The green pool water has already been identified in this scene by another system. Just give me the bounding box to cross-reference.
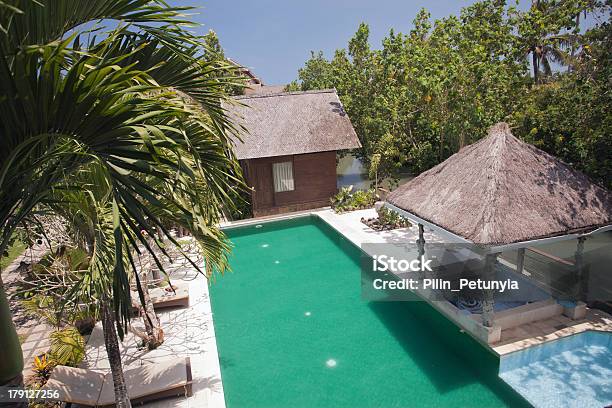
[210,215,529,408]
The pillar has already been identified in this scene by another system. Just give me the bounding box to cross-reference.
[575,236,587,301]
[482,252,498,328]
[516,248,525,274]
[417,223,426,281]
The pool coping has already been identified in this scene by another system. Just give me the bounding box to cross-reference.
[220,207,327,230]
[498,328,612,360]
[492,310,612,356]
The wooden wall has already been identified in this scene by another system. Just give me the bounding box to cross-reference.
[241,151,337,217]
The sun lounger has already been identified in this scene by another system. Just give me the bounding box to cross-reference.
[131,281,190,311]
[42,357,192,407]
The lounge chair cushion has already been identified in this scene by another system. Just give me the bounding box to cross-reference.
[43,366,106,406]
[43,357,192,406]
[131,281,189,310]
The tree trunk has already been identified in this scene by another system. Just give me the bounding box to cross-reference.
[532,50,539,84]
[0,275,25,387]
[101,303,132,408]
[136,238,164,349]
[138,269,164,349]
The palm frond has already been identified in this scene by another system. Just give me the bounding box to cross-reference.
[1,0,194,50]
[0,1,246,336]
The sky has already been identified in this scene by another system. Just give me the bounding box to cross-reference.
[170,0,589,85]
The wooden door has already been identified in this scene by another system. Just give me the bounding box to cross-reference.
[253,162,274,210]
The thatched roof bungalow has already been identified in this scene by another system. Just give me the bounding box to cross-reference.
[227,89,360,216]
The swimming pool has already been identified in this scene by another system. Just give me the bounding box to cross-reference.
[499,330,612,408]
[211,215,529,408]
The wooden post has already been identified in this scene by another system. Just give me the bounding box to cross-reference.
[516,248,525,274]
[417,224,425,257]
[417,224,426,279]
[482,252,498,328]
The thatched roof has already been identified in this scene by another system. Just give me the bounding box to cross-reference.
[226,89,361,160]
[244,84,287,95]
[387,123,612,246]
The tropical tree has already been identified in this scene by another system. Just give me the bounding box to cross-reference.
[513,4,612,188]
[202,29,247,95]
[0,1,245,406]
[291,0,607,185]
[293,1,527,178]
[515,0,591,83]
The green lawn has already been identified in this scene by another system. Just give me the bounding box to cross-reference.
[0,240,26,270]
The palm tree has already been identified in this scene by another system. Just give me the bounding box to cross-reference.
[0,1,245,406]
[522,0,583,84]
[529,33,578,83]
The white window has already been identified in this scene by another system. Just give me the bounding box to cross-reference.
[272,161,295,192]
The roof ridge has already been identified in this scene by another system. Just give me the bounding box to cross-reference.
[234,88,337,100]
[467,124,517,244]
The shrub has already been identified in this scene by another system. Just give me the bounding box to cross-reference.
[361,207,412,231]
[31,354,55,384]
[377,207,411,229]
[331,186,377,212]
[18,247,98,327]
[330,185,354,211]
[48,327,85,367]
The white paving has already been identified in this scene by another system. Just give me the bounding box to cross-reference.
[82,261,225,408]
[316,208,449,247]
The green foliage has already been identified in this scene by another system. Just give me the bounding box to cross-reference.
[377,207,412,229]
[48,327,85,367]
[21,295,59,326]
[202,30,247,95]
[17,247,97,328]
[227,188,252,220]
[352,190,376,208]
[296,51,335,90]
[0,238,24,269]
[331,186,377,212]
[369,153,381,188]
[330,185,354,210]
[513,0,594,83]
[292,1,610,186]
[32,354,54,382]
[512,6,612,188]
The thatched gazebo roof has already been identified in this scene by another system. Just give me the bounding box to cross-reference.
[387,123,612,247]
